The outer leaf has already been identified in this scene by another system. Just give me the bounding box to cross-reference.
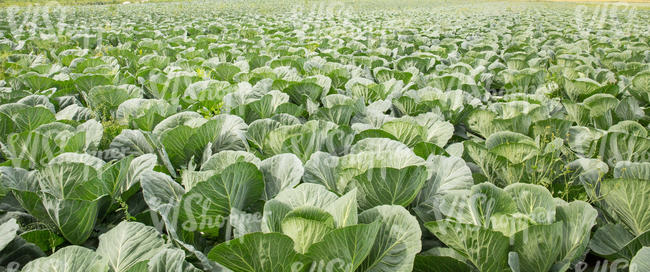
[589,223,636,257]
[615,161,650,180]
[148,248,201,272]
[110,129,155,157]
[358,205,421,272]
[21,246,108,272]
[425,220,510,272]
[179,162,263,234]
[281,207,335,254]
[303,151,341,194]
[415,155,473,211]
[41,196,102,245]
[0,218,19,251]
[413,255,471,272]
[200,150,261,172]
[504,183,555,224]
[413,248,471,272]
[616,231,650,260]
[631,247,650,272]
[307,222,380,272]
[19,229,65,253]
[207,232,304,272]
[352,165,427,210]
[96,221,168,272]
[555,201,598,263]
[600,178,650,236]
[511,223,563,272]
[468,182,518,228]
[259,153,304,200]
[324,189,358,227]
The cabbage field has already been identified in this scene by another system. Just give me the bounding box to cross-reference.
[0,0,649,271]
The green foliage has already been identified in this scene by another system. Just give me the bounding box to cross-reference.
[99,119,126,149]
[1,1,649,271]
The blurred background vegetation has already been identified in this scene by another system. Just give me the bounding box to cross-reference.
[0,0,172,7]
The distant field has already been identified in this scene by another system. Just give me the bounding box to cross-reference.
[548,0,649,1]
[542,0,650,3]
[0,0,649,271]
[1,0,650,6]
[0,0,172,6]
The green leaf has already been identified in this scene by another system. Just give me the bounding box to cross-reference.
[416,155,473,208]
[324,189,358,228]
[413,248,472,272]
[179,162,263,235]
[504,183,555,224]
[20,72,56,91]
[42,196,102,245]
[307,222,380,272]
[490,213,534,237]
[140,171,221,271]
[271,183,339,209]
[281,206,335,254]
[207,232,305,272]
[511,223,563,272]
[466,109,497,138]
[555,201,598,264]
[261,199,292,233]
[16,106,57,132]
[110,129,156,157]
[413,255,471,272]
[468,182,518,228]
[600,178,650,236]
[183,115,249,163]
[37,153,104,199]
[21,246,108,272]
[352,165,428,210]
[464,141,509,184]
[116,99,176,131]
[303,151,342,194]
[247,119,282,152]
[87,85,142,112]
[485,131,538,164]
[96,221,168,272]
[148,248,201,272]
[313,104,356,126]
[284,82,323,105]
[210,62,240,82]
[1,167,51,224]
[19,229,65,253]
[412,142,449,159]
[564,77,601,101]
[200,150,260,172]
[601,132,650,167]
[101,154,156,198]
[354,129,399,144]
[141,171,185,212]
[631,247,650,272]
[590,223,636,258]
[380,120,424,147]
[160,125,194,167]
[422,119,455,148]
[358,205,421,272]
[615,230,650,260]
[259,153,303,200]
[615,161,650,180]
[56,104,95,121]
[0,219,19,251]
[609,121,647,138]
[425,220,510,272]
[629,71,650,104]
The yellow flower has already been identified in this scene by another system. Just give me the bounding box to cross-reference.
[196,68,206,78]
